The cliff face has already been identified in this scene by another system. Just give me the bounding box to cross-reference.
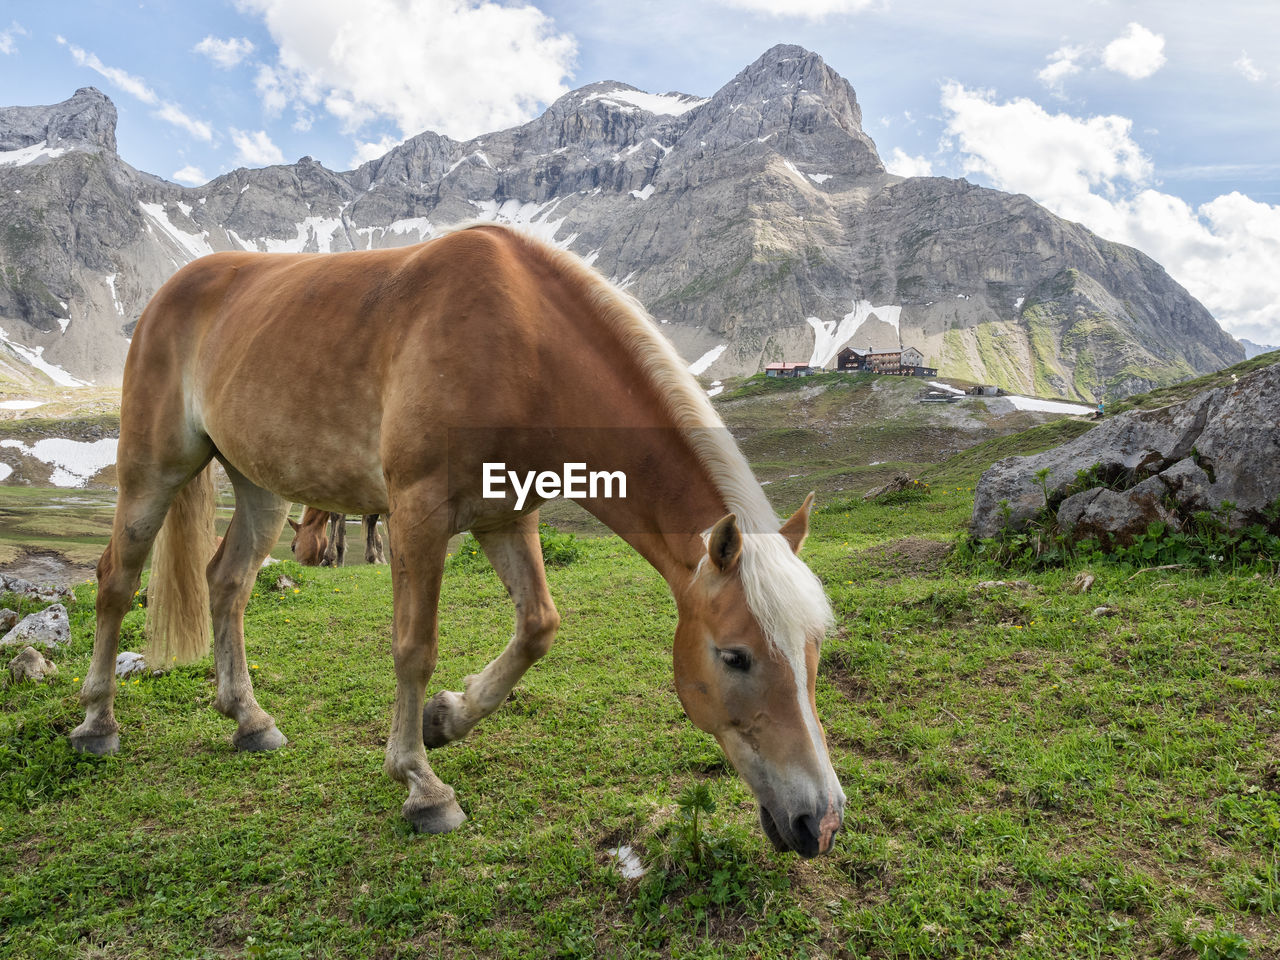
[0,47,1243,395]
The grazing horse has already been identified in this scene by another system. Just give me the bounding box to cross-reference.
[288,507,385,566]
[71,224,844,856]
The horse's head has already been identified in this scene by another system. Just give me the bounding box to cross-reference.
[288,511,329,566]
[673,494,844,857]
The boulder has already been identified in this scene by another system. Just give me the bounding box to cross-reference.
[0,574,74,604]
[0,603,71,651]
[0,608,18,632]
[1056,484,1176,547]
[972,363,1280,541]
[115,651,147,678]
[8,645,58,682]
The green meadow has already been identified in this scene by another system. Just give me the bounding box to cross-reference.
[2,481,1278,958]
[2,360,1278,958]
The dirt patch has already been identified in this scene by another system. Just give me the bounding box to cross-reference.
[0,549,94,587]
[859,537,952,574]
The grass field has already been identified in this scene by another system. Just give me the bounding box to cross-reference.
[2,359,1278,958]
[2,474,1277,959]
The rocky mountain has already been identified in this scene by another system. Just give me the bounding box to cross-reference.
[1241,339,1277,360]
[0,45,1244,396]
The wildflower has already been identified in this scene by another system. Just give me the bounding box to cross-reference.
[74,677,80,682]
[293,588,300,594]
[251,664,259,670]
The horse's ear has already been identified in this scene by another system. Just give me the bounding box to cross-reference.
[287,518,300,532]
[708,513,742,573]
[779,492,815,555]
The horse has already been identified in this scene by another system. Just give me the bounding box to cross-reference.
[288,507,386,566]
[70,223,845,857]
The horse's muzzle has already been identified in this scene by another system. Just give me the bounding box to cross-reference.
[759,794,842,858]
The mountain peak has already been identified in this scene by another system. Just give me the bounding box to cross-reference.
[0,86,117,155]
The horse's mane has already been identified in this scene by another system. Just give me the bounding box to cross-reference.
[460,223,835,659]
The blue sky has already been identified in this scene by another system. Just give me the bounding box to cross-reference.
[2,0,1279,344]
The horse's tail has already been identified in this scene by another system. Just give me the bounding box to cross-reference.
[145,465,216,667]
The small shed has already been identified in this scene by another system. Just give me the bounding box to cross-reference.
[764,362,816,378]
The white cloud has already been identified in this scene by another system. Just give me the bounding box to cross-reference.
[712,0,875,16]
[193,35,256,69]
[231,128,285,167]
[1037,44,1086,95]
[60,37,158,103]
[940,83,1280,344]
[172,165,207,185]
[0,21,27,55]
[1101,22,1166,80]
[154,103,214,142]
[59,38,215,142]
[1234,52,1265,83]
[234,0,577,144]
[349,134,402,168]
[885,147,933,178]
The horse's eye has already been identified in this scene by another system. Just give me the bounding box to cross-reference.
[718,648,752,672]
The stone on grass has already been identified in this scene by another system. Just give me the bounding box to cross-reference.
[8,645,58,682]
[0,603,71,651]
[0,608,18,632]
[0,573,74,604]
[273,575,298,592]
[863,474,917,501]
[116,651,147,678]
[1070,572,1096,594]
[1091,606,1118,618]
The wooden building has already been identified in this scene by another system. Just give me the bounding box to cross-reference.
[764,361,817,378]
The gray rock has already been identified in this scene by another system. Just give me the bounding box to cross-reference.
[0,46,1241,393]
[0,608,18,632]
[1056,486,1175,546]
[8,645,58,682]
[973,363,1280,541]
[115,650,147,678]
[863,473,916,501]
[0,574,74,604]
[0,603,71,651]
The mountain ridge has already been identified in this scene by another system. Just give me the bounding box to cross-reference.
[0,44,1243,396]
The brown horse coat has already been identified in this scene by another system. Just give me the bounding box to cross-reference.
[71,224,844,855]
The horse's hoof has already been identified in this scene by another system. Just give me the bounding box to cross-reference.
[404,796,467,834]
[422,691,462,749]
[69,730,119,756]
[234,725,288,752]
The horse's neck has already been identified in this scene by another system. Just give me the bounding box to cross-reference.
[570,429,731,590]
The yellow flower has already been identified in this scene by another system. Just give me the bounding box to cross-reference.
[251,664,259,670]
[73,677,80,682]
[293,588,300,594]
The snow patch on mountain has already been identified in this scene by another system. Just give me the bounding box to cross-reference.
[0,327,89,386]
[0,437,117,486]
[0,141,68,166]
[806,301,903,368]
[689,344,726,375]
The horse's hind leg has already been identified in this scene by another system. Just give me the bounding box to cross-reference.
[207,462,292,751]
[364,514,385,564]
[423,511,560,748]
[71,457,212,755]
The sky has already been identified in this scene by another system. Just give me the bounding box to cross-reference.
[2,0,1279,345]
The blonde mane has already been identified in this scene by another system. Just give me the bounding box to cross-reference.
[472,223,835,656]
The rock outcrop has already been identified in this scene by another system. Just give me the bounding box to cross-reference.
[971,362,1280,543]
[0,46,1243,394]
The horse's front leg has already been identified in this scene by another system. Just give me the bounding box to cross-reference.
[325,513,347,567]
[384,497,465,833]
[423,511,560,748]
